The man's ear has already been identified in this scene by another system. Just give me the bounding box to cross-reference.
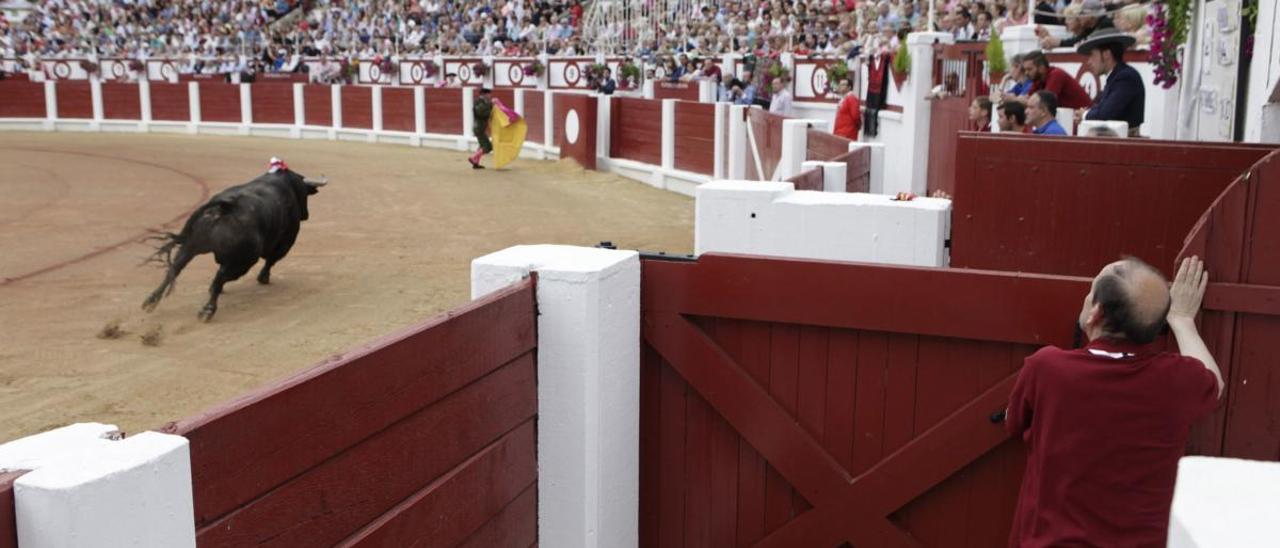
[1086,304,1105,331]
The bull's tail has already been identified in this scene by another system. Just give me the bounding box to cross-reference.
[141,197,233,269]
[141,230,183,270]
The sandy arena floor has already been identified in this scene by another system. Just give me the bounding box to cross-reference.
[0,132,692,442]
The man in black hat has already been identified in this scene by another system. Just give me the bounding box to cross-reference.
[468,87,493,169]
[1080,27,1144,136]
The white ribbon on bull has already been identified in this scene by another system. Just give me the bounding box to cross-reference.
[268,157,328,187]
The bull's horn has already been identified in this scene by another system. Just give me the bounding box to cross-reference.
[306,175,329,186]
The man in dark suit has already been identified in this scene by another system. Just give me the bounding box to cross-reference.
[1080,27,1144,136]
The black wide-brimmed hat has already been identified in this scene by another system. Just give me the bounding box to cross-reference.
[1076,26,1137,55]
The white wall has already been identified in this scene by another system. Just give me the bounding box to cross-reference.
[1168,456,1280,547]
[1244,0,1280,142]
[695,180,950,267]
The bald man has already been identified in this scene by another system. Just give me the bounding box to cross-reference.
[1006,257,1223,548]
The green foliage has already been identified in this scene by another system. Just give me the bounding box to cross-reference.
[985,31,1007,74]
[619,62,641,81]
[827,60,849,84]
[891,41,911,76]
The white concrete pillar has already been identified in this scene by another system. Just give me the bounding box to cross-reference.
[462,86,475,140]
[188,81,201,132]
[850,142,887,194]
[802,160,847,193]
[239,83,252,134]
[898,31,953,195]
[89,78,103,125]
[414,86,427,140]
[544,90,555,149]
[727,104,749,180]
[371,85,383,134]
[139,80,152,125]
[43,81,57,128]
[778,118,818,180]
[597,95,612,162]
[721,54,739,76]
[1169,456,1280,547]
[471,245,641,548]
[0,424,196,548]
[642,79,654,99]
[999,25,1041,61]
[698,79,716,103]
[1055,107,1074,136]
[292,83,305,129]
[713,102,729,179]
[514,88,526,117]
[330,84,342,129]
[661,99,676,170]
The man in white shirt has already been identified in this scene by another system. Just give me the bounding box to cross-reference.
[767,77,793,117]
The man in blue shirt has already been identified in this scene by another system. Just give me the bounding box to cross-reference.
[1028,90,1068,135]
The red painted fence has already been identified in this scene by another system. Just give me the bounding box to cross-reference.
[161,278,538,547]
[950,133,1279,277]
[611,97,663,166]
[746,109,785,181]
[674,102,716,174]
[0,81,45,118]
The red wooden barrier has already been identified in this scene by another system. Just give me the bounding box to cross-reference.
[523,90,545,144]
[340,85,373,129]
[100,82,140,120]
[1177,150,1280,460]
[381,86,416,132]
[554,93,597,169]
[198,83,240,123]
[805,129,850,162]
[640,254,1085,547]
[55,81,92,119]
[0,471,21,548]
[746,109,785,181]
[249,83,293,124]
[0,81,45,118]
[302,84,331,126]
[425,87,463,134]
[257,72,307,83]
[831,148,872,193]
[149,82,190,121]
[610,97,662,166]
[950,133,1278,277]
[925,97,974,191]
[674,101,715,175]
[163,278,538,547]
[654,81,700,101]
[784,168,823,191]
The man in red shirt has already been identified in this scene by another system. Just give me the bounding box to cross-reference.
[1006,256,1223,547]
[1020,50,1093,110]
[832,78,861,141]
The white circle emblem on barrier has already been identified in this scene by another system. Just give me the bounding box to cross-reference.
[565,109,580,145]
[410,63,425,83]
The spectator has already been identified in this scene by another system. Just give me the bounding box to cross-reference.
[767,77,793,117]
[596,67,616,95]
[733,70,758,106]
[1021,50,1093,110]
[1028,90,1067,135]
[999,53,1033,98]
[952,9,976,41]
[1006,257,1222,547]
[1080,27,1144,135]
[1115,3,1152,46]
[969,96,993,132]
[1040,0,1113,49]
[832,78,861,140]
[997,100,1028,133]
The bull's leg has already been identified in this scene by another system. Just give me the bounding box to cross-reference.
[142,249,195,312]
[256,259,277,285]
[198,261,254,322]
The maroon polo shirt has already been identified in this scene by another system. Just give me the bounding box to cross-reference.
[1030,66,1093,110]
[1006,338,1219,548]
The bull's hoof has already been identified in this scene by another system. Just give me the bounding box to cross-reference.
[197,305,216,322]
[142,295,160,312]
[257,272,271,285]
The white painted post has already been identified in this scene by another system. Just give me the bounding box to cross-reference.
[897,31,953,195]
[471,245,640,548]
[1169,456,1280,547]
[778,119,813,180]
[544,90,555,151]
[727,104,749,179]
[642,79,654,99]
[139,80,152,127]
[698,79,716,103]
[849,142,887,194]
[1055,107,1074,136]
[187,81,201,133]
[413,86,426,145]
[43,81,57,129]
[239,83,252,134]
[89,78,103,128]
[514,88,526,117]
[462,86,475,150]
[661,99,676,170]
[803,160,847,193]
[371,85,383,141]
[999,25,1042,61]
[0,425,196,548]
[713,102,728,179]
[330,84,342,131]
[597,95,612,162]
[292,83,305,137]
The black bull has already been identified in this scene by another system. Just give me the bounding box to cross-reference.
[142,169,326,321]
